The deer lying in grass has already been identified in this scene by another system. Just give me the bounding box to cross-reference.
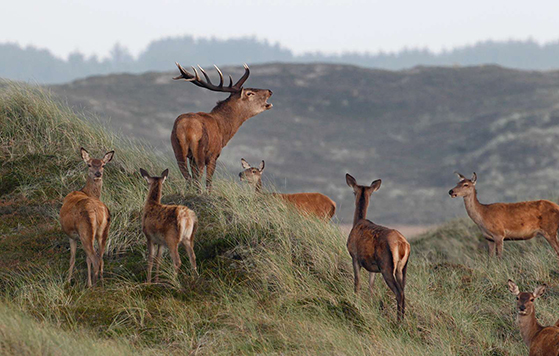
[449,172,559,260]
[140,168,198,282]
[171,63,273,191]
[345,174,410,322]
[238,158,336,220]
[508,280,559,356]
[60,148,114,287]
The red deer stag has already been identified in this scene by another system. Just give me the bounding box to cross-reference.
[140,168,198,282]
[238,158,336,220]
[345,174,410,322]
[171,63,273,191]
[508,280,559,356]
[60,148,114,287]
[449,172,559,260]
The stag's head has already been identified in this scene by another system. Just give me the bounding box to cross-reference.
[80,148,114,182]
[239,158,264,188]
[345,173,382,205]
[449,172,477,198]
[174,63,273,116]
[508,279,546,317]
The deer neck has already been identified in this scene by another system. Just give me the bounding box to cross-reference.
[81,177,103,199]
[212,99,253,146]
[463,190,485,226]
[145,183,162,206]
[517,313,544,347]
[353,191,370,227]
[253,179,263,193]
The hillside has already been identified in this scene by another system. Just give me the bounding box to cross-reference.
[50,63,559,224]
[2,83,559,355]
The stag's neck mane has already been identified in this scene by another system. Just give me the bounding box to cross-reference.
[353,190,370,227]
[81,177,103,199]
[517,314,544,346]
[463,189,486,226]
[211,97,254,146]
[145,183,163,206]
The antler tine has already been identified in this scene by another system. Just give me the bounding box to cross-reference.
[213,65,224,88]
[228,75,233,88]
[173,62,197,81]
[197,65,215,86]
[232,63,250,89]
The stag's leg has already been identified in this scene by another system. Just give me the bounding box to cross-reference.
[67,238,78,285]
[205,158,217,192]
[154,245,163,283]
[380,267,405,322]
[368,272,376,296]
[146,239,155,283]
[171,133,192,182]
[352,258,361,293]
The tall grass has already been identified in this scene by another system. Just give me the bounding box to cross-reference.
[1,82,558,355]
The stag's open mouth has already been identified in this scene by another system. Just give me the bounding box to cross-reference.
[265,101,273,109]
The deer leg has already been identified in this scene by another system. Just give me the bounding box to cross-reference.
[352,258,361,293]
[494,236,505,258]
[542,231,559,260]
[154,245,163,283]
[484,234,496,257]
[182,240,198,276]
[380,267,405,322]
[97,224,109,285]
[79,223,98,287]
[169,242,182,276]
[67,238,78,285]
[146,239,155,283]
[368,272,376,297]
[205,159,217,192]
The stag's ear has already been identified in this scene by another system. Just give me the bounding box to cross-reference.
[140,168,151,182]
[346,173,357,188]
[370,179,382,192]
[259,160,265,172]
[102,150,114,164]
[471,172,477,185]
[241,158,251,169]
[533,284,547,298]
[80,147,91,163]
[454,171,466,181]
[508,279,520,296]
[161,169,169,181]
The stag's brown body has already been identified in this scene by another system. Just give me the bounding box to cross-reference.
[60,148,114,287]
[140,169,198,282]
[238,158,336,220]
[450,172,559,260]
[171,63,272,191]
[345,174,410,322]
[508,280,559,356]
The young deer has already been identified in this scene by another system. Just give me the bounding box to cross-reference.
[345,174,410,322]
[238,158,336,220]
[59,148,114,287]
[171,63,273,191]
[449,172,559,260]
[508,280,559,356]
[140,168,198,282]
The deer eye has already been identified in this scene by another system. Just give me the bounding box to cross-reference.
[247,92,254,96]
[88,164,92,167]
[530,298,534,302]
[516,296,519,300]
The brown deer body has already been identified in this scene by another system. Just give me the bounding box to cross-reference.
[171,63,273,191]
[449,172,559,260]
[345,174,410,322]
[238,158,336,220]
[508,280,559,356]
[140,168,198,282]
[59,148,114,287]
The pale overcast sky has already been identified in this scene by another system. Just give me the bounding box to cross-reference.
[3,0,559,59]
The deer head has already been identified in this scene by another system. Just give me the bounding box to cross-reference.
[508,279,547,317]
[449,172,477,198]
[174,63,273,116]
[345,174,382,201]
[239,158,265,189]
[80,147,114,182]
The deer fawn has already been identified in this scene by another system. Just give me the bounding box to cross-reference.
[449,172,559,260]
[140,168,198,282]
[171,63,273,191]
[238,158,336,220]
[60,148,114,287]
[508,280,559,355]
[345,174,410,322]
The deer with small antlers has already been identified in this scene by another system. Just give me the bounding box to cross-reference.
[345,174,410,322]
[140,168,198,282]
[449,172,559,260]
[171,63,273,191]
[508,280,559,356]
[60,148,114,287]
[239,158,336,220]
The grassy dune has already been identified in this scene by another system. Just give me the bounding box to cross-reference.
[1,83,559,355]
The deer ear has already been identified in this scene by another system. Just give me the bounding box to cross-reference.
[241,158,251,169]
[371,179,382,192]
[346,173,357,188]
[454,171,466,181]
[471,172,477,185]
[508,279,520,296]
[80,147,91,163]
[161,169,169,180]
[102,150,114,164]
[259,160,265,172]
[533,284,546,298]
[140,168,150,182]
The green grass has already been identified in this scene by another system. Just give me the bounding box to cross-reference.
[1,82,559,355]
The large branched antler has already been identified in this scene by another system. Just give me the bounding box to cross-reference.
[173,62,250,93]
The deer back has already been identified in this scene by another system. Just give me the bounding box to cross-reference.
[276,192,336,219]
[529,326,559,356]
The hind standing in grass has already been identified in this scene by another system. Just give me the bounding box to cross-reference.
[140,168,198,282]
[60,148,114,287]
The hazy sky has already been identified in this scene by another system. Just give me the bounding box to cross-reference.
[3,0,559,59]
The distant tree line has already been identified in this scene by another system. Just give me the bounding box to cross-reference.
[1,35,559,84]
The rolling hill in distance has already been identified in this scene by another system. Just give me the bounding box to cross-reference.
[49,63,559,224]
